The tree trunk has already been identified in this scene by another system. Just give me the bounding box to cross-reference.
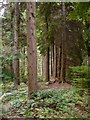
[14,3,20,85]
[58,45,62,80]
[45,15,49,82]
[56,46,58,79]
[60,2,66,83]
[46,47,49,82]
[53,44,56,79]
[57,47,60,80]
[52,42,54,79]
[51,45,53,77]
[23,47,26,75]
[42,55,46,81]
[22,47,25,76]
[26,2,37,99]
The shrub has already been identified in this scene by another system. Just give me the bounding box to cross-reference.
[1,68,15,83]
[66,66,89,89]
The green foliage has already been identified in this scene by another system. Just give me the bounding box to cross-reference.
[66,66,89,89]
[20,69,27,83]
[1,68,15,82]
[1,82,89,118]
[2,82,27,94]
[25,89,89,118]
[68,3,90,21]
[37,3,61,54]
[68,3,90,58]
[1,2,90,118]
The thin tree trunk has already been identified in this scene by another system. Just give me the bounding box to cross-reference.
[51,45,53,77]
[57,47,60,80]
[60,2,66,83]
[10,5,14,80]
[52,42,54,79]
[58,45,62,80]
[14,3,20,85]
[26,2,37,98]
[42,55,46,81]
[46,47,49,82]
[22,47,25,76]
[45,15,49,82]
[53,44,56,79]
[56,46,58,79]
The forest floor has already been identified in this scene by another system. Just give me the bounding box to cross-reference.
[40,81,72,90]
[1,81,89,119]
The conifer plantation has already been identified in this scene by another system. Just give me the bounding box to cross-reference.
[0,1,90,119]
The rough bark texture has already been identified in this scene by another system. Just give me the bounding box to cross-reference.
[26,2,37,98]
[53,44,56,79]
[60,2,66,83]
[14,3,20,85]
[10,5,14,79]
[45,15,49,82]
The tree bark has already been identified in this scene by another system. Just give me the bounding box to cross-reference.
[14,3,20,85]
[51,45,53,77]
[22,47,25,76]
[58,45,62,80]
[45,15,49,82]
[42,55,46,81]
[53,44,56,79]
[60,2,66,83]
[46,47,49,82]
[57,47,60,80]
[26,2,37,98]
[56,46,58,79]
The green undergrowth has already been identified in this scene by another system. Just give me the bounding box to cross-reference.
[66,66,89,89]
[1,82,89,118]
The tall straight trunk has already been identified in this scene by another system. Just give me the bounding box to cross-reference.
[23,47,25,73]
[14,3,20,85]
[53,44,56,79]
[10,5,14,79]
[26,2,37,98]
[56,46,58,78]
[58,45,62,80]
[57,47,60,80]
[52,42,54,78]
[46,47,49,82]
[22,47,25,76]
[42,55,46,81]
[53,44,58,81]
[45,16,49,82]
[51,45,53,77]
[60,2,66,83]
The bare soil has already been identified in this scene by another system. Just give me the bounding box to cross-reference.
[40,81,72,90]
